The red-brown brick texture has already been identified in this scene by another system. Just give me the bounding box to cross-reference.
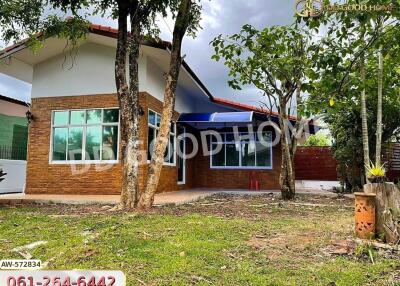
[26,93,179,195]
[191,144,282,190]
[294,147,338,180]
[26,93,286,195]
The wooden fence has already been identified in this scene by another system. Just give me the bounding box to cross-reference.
[384,143,400,182]
[293,144,400,182]
[294,147,338,181]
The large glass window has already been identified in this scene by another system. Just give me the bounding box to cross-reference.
[51,108,119,162]
[147,109,176,165]
[210,132,272,169]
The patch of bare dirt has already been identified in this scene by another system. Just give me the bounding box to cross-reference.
[157,193,354,219]
[321,239,356,257]
[1,193,354,219]
[247,233,316,252]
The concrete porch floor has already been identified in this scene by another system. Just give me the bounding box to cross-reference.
[0,190,218,206]
[0,188,348,206]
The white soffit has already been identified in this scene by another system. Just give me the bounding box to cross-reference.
[0,32,212,100]
[141,45,210,102]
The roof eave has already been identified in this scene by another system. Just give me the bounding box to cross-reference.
[0,94,30,107]
[0,24,214,101]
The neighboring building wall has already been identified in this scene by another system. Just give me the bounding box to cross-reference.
[294,147,338,181]
[0,99,28,193]
[0,159,27,194]
[0,98,28,117]
[0,114,28,147]
[0,99,28,160]
[26,92,180,195]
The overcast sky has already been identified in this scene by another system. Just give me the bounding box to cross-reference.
[0,0,295,105]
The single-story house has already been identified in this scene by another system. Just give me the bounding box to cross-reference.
[0,24,316,195]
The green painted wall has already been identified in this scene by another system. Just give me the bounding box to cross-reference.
[0,114,28,160]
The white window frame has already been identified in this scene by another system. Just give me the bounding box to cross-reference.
[177,126,186,185]
[49,107,120,165]
[210,132,273,170]
[147,109,177,167]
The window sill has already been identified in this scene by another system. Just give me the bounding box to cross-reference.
[49,160,119,165]
[146,160,176,167]
[210,166,273,170]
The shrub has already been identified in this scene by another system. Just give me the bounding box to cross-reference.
[0,168,6,182]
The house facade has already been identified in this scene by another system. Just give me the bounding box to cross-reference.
[0,24,313,195]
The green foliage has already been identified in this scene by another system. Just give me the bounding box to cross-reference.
[318,85,400,191]
[50,0,202,39]
[0,0,45,45]
[1,1,202,51]
[302,0,400,191]
[0,168,6,183]
[303,0,400,112]
[211,24,312,117]
[43,16,90,47]
[303,132,331,147]
[0,1,90,53]
[355,243,377,264]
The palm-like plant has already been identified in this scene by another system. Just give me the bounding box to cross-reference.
[366,161,386,183]
[0,168,7,183]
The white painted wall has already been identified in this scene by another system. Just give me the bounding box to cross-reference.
[295,180,340,190]
[30,41,230,115]
[144,57,232,114]
[0,57,33,83]
[31,43,147,98]
[145,57,165,103]
[0,159,26,194]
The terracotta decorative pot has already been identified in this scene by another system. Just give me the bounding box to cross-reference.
[354,192,376,239]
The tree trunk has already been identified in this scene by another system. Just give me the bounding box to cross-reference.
[115,6,135,210]
[138,0,192,209]
[364,183,400,244]
[116,1,142,210]
[360,54,370,182]
[126,5,143,208]
[375,47,383,166]
[279,98,296,200]
[290,82,302,164]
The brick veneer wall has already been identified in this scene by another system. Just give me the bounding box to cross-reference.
[26,93,181,195]
[191,143,282,190]
[26,92,284,194]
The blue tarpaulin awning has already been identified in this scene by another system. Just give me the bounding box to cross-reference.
[178,112,254,123]
[178,111,319,134]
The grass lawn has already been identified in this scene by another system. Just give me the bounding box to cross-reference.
[0,194,399,286]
